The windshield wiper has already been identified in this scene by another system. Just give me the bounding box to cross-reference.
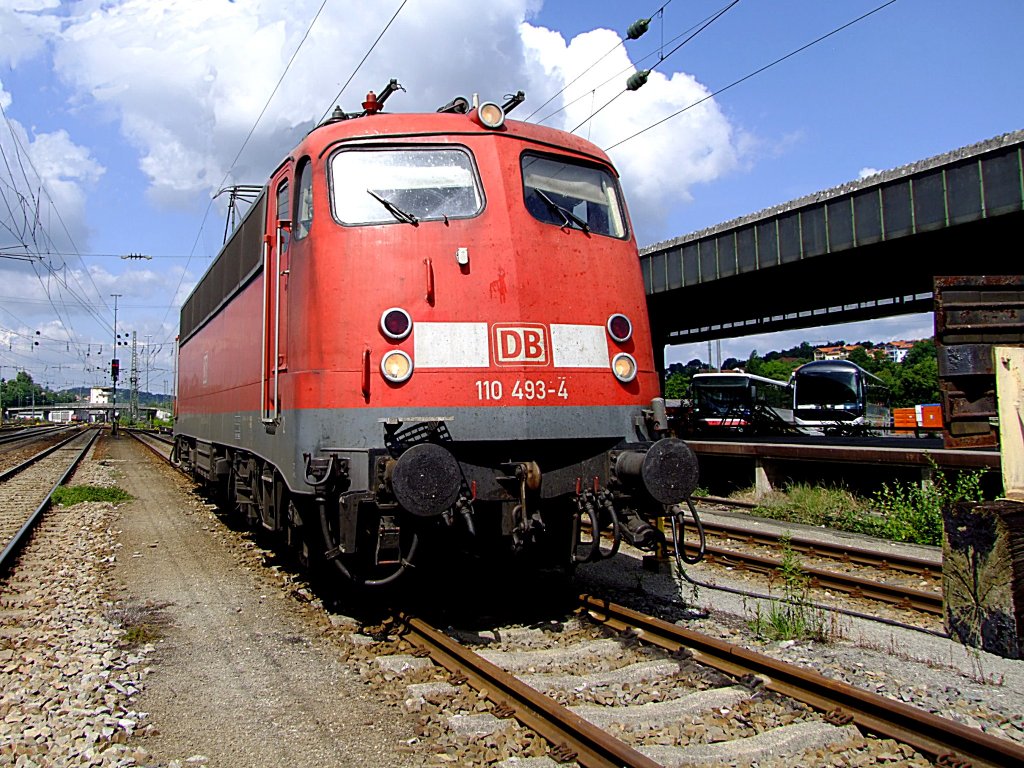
[367,190,419,225]
[535,189,589,233]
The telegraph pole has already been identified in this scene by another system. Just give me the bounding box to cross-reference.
[144,334,152,393]
[111,294,121,436]
[130,331,139,422]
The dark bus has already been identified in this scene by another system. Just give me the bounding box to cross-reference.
[791,360,890,434]
[688,372,793,434]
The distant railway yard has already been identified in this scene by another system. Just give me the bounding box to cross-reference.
[0,426,1022,767]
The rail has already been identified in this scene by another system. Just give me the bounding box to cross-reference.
[579,594,1024,768]
[0,428,99,574]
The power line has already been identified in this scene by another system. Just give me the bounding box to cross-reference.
[524,2,674,123]
[161,0,412,349]
[160,0,333,343]
[533,1,731,128]
[0,98,114,356]
[568,0,740,135]
[318,0,410,123]
[0,246,190,259]
[603,0,897,152]
[224,0,331,184]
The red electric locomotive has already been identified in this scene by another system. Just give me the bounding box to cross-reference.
[174,81,697,586]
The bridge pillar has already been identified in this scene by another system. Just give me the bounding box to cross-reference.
[754,458,775,498]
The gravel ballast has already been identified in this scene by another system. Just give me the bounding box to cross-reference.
[1,434,420,767]
[3,432,1023,766]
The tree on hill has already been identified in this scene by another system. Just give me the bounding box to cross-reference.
[664,358,709,399]
[904,338,936,366]
[846,346,874,371]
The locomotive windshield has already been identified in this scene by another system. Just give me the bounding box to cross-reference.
[330,147,483,225]
[522,154,627,238]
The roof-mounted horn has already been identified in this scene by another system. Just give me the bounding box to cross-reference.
[437,96,470,114]
[501,91,526,115]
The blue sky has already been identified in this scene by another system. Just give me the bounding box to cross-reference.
[1,0,1021,392]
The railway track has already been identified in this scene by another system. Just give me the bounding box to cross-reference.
[126,428,174,461]
[136,426,945,620]
[696,496,940,576]
[388,595,1024,768]
[694,540,942,616]
[118,429,1023,763]
[681,498,944,619]
[0,427,99,573]
[0,424,68,447]
[0,424,79,473]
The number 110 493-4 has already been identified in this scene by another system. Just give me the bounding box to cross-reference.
[475,379,569,401]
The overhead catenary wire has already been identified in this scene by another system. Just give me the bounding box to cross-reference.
[160,0,412,350]
[317,0,410,123]
[0,98,111,324]
[568,0,740,135]
[534,3,740,127]
[604,0,898,152]
[0,93,125,375]
[159,0,334,343]
[524,1,674,123]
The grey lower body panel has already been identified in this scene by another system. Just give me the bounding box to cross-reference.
[175,404,647,494]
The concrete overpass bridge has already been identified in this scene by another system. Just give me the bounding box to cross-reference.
[640,130,1024,366]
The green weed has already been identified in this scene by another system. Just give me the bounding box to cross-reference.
[872,466,986,546]
[747,469,988,547]
[52,485,133,506]
[748,534,832,642]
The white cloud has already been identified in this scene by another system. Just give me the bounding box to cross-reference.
[517,23,741,237]
[0,83,104,253]
[24,128,105,232]
[858,166,880,179]
[0,0,60,67]
[46,1,743,228]
[51,0,540,204]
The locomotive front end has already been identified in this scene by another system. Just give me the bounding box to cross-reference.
[174,86,699,589]
[295,97,699,584]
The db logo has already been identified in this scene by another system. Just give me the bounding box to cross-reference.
[492,324,548,366]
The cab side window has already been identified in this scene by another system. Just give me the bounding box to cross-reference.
[294,159,313,240]
[276,179,290,252]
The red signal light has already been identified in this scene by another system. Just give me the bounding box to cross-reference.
[607,314,633,343]
[380,308,412,340]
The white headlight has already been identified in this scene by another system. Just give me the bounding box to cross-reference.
[381,350,413,383]
[477,102,505,128]
[611,353,637,383]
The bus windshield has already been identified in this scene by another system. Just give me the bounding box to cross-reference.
[693,376,751,414]
[795,370,858,407]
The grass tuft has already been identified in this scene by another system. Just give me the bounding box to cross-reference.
[748,534,834,642]
[104,600,169,648]
[52,485,133,506]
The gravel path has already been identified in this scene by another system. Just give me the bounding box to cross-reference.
[104,434,420,767]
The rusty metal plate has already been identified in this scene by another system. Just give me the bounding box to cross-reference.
[939,344,995,377]
[935,275,1024,450]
